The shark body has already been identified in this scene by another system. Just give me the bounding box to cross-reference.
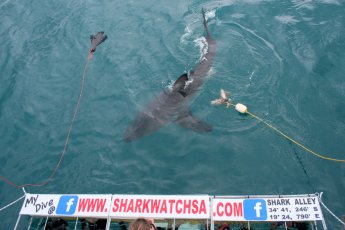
[123,10,216,142]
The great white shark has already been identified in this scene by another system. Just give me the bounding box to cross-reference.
[123,9,216,142]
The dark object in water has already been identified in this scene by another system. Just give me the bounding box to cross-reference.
[90,32,107,52]
[123,9,216,142]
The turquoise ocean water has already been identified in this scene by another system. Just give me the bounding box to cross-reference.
[0,0,344,228]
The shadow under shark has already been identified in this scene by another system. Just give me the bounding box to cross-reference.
[123,10,216,142]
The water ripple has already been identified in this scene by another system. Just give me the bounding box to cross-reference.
[1,1,345,229]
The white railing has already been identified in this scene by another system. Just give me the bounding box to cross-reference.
[4,192,344,229]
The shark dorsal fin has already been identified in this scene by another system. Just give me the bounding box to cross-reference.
[173,73,188,96]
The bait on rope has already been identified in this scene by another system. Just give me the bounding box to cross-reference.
[211,89,345,163]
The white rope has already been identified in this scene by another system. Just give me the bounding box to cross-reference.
[0,195,25,212]
[319,192,345,227]
[320,200,345,227]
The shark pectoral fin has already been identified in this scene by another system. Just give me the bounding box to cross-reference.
[175,114,212,133]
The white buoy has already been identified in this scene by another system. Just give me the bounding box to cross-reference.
[235,103,248,114]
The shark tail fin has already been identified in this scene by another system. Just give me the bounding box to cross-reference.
[202,8,211,38]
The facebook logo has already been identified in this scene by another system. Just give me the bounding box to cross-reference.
[243,199,267,220]
[56,195,78,215]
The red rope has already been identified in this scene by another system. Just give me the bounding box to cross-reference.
[0,51,93,188]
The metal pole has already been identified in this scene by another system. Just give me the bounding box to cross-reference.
[105,217,111,230]
[43,217,48,229]
[74,217,79,230]
[318,193,328,230]
[106,194,112,230]
[321,219,328,230]
[13,214,21,230]
[210,197,214,230]
[27,217,33,230]
[36,218,42,230]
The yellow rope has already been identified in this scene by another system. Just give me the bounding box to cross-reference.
[229,104,345,163]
